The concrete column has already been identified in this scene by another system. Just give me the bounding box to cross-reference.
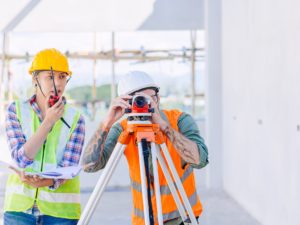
[92,32,97,120]
[111,32,116,100]
[204,0,223,189]
[190,30,196,117]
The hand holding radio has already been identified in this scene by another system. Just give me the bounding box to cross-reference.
[44,95,65,126]
[48,94,60,107]
[46,66,70,128]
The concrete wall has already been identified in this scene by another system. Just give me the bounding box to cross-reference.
[208,0,300,224]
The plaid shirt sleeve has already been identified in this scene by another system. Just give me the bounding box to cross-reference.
[50,115,85,190]
[5,102,34,168]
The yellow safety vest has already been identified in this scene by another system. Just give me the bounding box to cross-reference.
[4,100,82,219]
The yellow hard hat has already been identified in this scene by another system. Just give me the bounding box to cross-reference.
[28,48,72,76]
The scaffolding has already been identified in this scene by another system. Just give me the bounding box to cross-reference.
[0,31,204,121]
[0,0,204,120]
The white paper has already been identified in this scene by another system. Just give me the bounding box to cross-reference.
[0,159,21,172]
[26,166,82,179]
[0,160,82,179]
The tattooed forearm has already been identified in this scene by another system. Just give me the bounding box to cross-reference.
[163,125,200,165]
[82,124,108,172]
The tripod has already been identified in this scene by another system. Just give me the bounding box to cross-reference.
[78,118,199,225]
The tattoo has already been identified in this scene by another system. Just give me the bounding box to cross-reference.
[164,126,200,165]
[82,124,108,172]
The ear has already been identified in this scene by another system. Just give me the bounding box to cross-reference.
[32,79,37,87]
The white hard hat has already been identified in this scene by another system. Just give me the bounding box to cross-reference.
[117,71,159,96]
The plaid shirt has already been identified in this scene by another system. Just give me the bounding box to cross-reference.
[5,95,85,216]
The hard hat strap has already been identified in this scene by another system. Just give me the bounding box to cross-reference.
[66,76,71,84]
[50,67,58,96]
[35,76,46,97]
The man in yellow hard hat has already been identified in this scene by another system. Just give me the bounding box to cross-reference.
[4,48,85,225]
[82,71,208,225]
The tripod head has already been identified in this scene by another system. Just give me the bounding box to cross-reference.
[125,94,155,123]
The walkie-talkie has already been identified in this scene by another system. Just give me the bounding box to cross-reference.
[49,67,70,128]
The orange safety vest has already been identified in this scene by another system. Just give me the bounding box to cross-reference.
[120,109,202,225]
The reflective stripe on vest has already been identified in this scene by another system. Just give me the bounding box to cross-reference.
[130,179,154,197]
[6,185,36,199]
[38,190,80,204]
[159,166,193,195]
[130,166,193,195]
[133,190,199,221]
[5,185,80,204]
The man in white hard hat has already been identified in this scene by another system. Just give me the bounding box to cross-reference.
[82,71,208,225]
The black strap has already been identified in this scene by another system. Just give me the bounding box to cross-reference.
[35,77,46,97]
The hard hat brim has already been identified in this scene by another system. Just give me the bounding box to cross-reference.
[28,69,72,76]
